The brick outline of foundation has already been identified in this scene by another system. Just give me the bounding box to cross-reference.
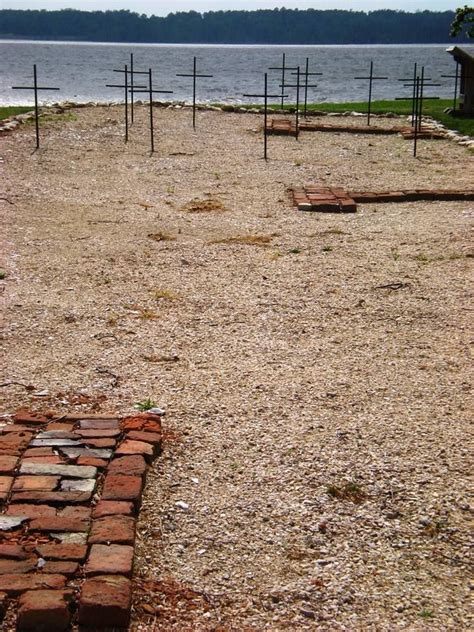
[291,186,474,212]
[0,409,163,630]
[266,118,446,139]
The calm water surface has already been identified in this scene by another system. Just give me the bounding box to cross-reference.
[1,41,472,106]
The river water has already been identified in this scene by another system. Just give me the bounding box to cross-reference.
[1,40,472,106]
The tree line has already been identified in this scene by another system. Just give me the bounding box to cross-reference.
[0,8,470,45]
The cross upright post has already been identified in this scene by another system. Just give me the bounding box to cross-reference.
[440,62,473,112]
[176,56,213,129]
[354,61,388,126]
[269,54,298,111]
[243,73,286,160]
[107,65,147,142]
[132,68,173,154]
[284,66,316,140]
[12,64,60,150]
[292,58,322,117]
[112,63,149,139]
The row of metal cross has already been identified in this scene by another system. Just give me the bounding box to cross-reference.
[11,53,460,158]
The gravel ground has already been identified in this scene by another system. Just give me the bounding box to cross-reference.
[1,105,473,630]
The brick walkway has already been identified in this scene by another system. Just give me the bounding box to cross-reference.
[291,186,474,212]
[266,118,446,139]
[0,409,162,630]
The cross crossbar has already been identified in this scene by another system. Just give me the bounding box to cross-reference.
[176,57,214,128]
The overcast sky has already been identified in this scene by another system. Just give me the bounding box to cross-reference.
[1,1,459,16]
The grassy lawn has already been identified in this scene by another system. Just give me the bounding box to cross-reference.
[0,106,33,121]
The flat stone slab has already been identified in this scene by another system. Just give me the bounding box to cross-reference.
[0,516,27,531]
[30,439,83,447]
[20,463,97,478]
[59,447,112,460]
[60,479,96,493]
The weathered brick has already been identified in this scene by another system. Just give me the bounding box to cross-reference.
[13,410,48,426]
[0,574,66,595]
[29,516,90,533]
[12,475,59,491]
[60,447,112,460]
[18,589,71,631]
[0,455,18,474]
[76,456,108,468]
[6,504,56,518]
[75,428,121,438]
[83,438,116,449]
[126,430,162,450]
[92,500,134,518]
[0,425,35,434]
[35,430,77,440]
[41,561,79,577]
[88,515,135,545]
[79,419,120,430]
[0,433,30,456]
[85,544,134,576]
[78,575,131,628]
[22,456,64,465]
[60,478,96,493]
[45,423,74,432]
[0,476,13,501]
[35,543,87,561]
[108,455,147,477]
[122,415,162,433]
[0,558,37,575]
[102,474,143,503]
[0,544,28,559]
[22,448,56,458]
[19,463,97,478]
[115,439,154,459]
[11,491,92,504]
[59,506,91,520]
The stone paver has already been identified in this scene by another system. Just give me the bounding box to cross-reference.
[0,410,162,629]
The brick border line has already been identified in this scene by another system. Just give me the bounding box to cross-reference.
[290,186,474,212]
[0,409,162,630]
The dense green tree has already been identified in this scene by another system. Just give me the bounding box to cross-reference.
[450,5,474,38]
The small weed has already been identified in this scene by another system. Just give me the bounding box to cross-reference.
[327,481,366,503]
[143,353,179,363]
[134,398,157,411]
[106,313,119,326]
[166,185,175,194]
[148,232,176,242]
[138,309,159,320]
[415,252,430,263]
[181,198,226,213]
[419,609,434,619]
[153,289,180,301]
[320,228,345,236]
[294,160,302,167]
[289,248,301,254]
[391,249,401,261]
[0,270,6,280]
[322,245,333,253]
[269,250,283,260]
[211,235,273,246]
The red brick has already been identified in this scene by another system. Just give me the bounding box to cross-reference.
[45,423,74,432]
[0,425,36,434]
[115,439,154,459]
[89,515,135,545]
[339,199,357,212]
[0,476,13,500]
[29,516,89,533]
[6,504,56,518]
[0,544,28,559]
[11,491,92,504]
[108,455,147,477]
[122,415,162,433]
[0,455,18,474]
[12,475,59,491]
[78,575,131,628]
[126,430,162,449]
[22,456,64,465]
[75,428,121,438]
[35,543,87,561]
[22,448,57,458]
[0,558,37,575]
[60,506,91,520]
[42,561,79,577]
[18,589,71,631]
[0,433,30,455]
[83,437,116,448]
[0,574,66,595]
[102,474,143,503]
[85,544,134,576]
[76,456,108,468]
[13,410,48,426]
[92,500,134,518]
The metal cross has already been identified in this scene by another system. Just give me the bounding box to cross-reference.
[269,53,298,110]
[12,64,60,150]
[106,65,146,143]
[113,56,149,126]
[243,73,286,160]
[176,57,213,129]
[292,58,322,117]
[283,67,317,140]
[354,61,388,126]
[132,69,173,154]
